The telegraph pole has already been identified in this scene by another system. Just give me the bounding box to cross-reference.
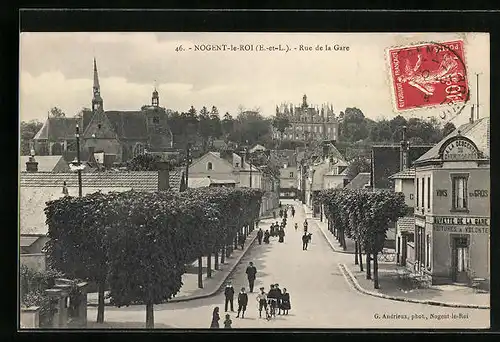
[75,124,83,197]
[184,142,191,191]
[476,73,480,120]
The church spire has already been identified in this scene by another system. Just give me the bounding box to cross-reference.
[92,58,103,112]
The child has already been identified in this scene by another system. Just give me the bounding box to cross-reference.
[224,314,232,329]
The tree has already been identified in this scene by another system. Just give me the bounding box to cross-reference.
[221,112,234,140]
[126,153,162,171]
[230,111,272,147]
[209,106,222,141]
[50,107,66,118]
[74,107,91,119]
[20,120,43,155]
[339,108,369,142]
[442,122,456,137]
[272,115,291,141]
[198,106,211,152]
[346,156,371,181]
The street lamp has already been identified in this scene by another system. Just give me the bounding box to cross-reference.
[74,124,83,197]
[183,142,191,192]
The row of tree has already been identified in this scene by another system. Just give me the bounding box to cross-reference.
[316,189,407,289]
[44,187,263,328]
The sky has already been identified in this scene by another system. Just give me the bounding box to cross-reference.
[20,32,489,126]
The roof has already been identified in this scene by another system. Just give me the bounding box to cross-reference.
[33,117,79,141]
[415,117,490,163]
[19,156,69,172]
[19,170,182,235]
[397,216,415,232]
[344,172,371,189]
[20,235,40,247]
[105,111,149,139]
[389,168,416,179]
[249,144,267,152]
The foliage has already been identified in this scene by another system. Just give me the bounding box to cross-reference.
[346,156,371,180]
[20,120,44,156]
[442,122,456,137]
[126,153,162,171]
[272,115,291,139]
[50,107,66,118]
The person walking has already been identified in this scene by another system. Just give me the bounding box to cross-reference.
[302,233,309,250]
[291,206,295,218]
[245,262,257,292]
[303,219,308,233]
[236,287,248,318]
[264,230,270,244]
[280,288,291,315]
[257,228,263,245]
[256,287,268,319]
[267,284,278,318]
[274,284,283,315]
[210,307,220,328]
[294,222,298,231]
[223,314,232,328]
[279,209,283,218]
[238,233,245,250]
[308,232,312,243]
[224,282,235,312]
[278,228,285,243]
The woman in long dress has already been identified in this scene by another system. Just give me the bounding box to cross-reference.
[210,306,220,328]
[278,228,285,243]
[280,288,291,315]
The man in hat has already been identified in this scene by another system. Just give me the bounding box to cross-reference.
[274,284,283,315]
[302,232,309,250]
[224,282,235,312]
[236,287,248,319]
[256,287,268,319]
[257,228,264,245]
[245,262,257,292]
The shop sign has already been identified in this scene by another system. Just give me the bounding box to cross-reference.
[442,137,479,160]
[433,216,489,225]
[434,226,489,234]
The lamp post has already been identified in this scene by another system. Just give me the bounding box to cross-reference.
[184,142,191,191]
[75,124,83,197]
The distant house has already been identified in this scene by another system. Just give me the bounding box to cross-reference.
[188,176,237,188]
[19,157,181,271]
[344,172,371,189]
[279,165,297,198]
[249,144,267,153]
[19,155,70,172]
[188,150,279,215]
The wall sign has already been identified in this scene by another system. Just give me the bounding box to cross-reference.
[433,216,489,226]
[469,190,488,198]
[436,190,448,197]
[441,137,479,161]
[434,226,489,234]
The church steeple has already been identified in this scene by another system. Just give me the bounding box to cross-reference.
[92,58,103,112]
[152,81,159,107]
[302,94,308,108]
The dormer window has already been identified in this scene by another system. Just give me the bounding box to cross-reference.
[207,162,213,170]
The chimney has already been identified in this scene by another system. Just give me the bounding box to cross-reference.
[156,161,170,190]
[470,105,475,124]
[26,154,38,172]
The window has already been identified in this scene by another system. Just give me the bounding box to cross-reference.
[289,172,294,178]
[426,234,431,269]
[427,177,431,209]
[452,175,468,210]
[133,143,145,157]
[207,162,213,170]
[421,177,425,208]
[153,116,160,124]
[416,178,419,208]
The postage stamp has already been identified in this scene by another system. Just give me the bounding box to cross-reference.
[388,40,469,112]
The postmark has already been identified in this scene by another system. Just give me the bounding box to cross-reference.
[388,40,469,115]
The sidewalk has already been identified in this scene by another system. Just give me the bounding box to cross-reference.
[313,210,490,309]
[88,218,274,306]
[312,218,356,254]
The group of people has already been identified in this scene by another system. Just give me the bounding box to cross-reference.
[256,284,292,320]
[257,219,287,245]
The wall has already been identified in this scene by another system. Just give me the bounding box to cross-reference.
[20,253,46,272]
[25,236,50,254]
[323,174,346,190]
[83,139,123,163]
[189,153,235,181]
[21,307,40,328]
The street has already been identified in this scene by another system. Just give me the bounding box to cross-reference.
[88,199,489,329]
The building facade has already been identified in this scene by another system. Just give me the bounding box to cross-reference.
[279,165,298,198]
[412,117,490,287]
[272,95,339,142]
[32,59,173,163]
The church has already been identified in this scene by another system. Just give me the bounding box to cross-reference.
[31,59,174,164]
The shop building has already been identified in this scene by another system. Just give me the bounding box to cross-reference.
[412,117,490,287]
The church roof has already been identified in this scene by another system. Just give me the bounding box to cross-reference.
[344,172,371,189]
[106,111,149,139]
[33,117,79,141]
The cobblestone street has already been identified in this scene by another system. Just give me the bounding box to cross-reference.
[87,200,489,329]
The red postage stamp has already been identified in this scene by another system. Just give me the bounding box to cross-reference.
[388,40,469,111]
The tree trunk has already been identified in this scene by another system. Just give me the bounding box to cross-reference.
[358,243,364,272]
[214,250,219,270]
[341,228,347,250]
[145,302,154,329]
[198,256,203,288]
[221,245,225,264]
[366,252,372,280]
[207,253,212,278]
[373,253,380,289]
[354,241,359,265]
[96,280,105,323]
[234,234,238,249]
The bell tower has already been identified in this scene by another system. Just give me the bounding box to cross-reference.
[152,80,159,107]
[92,58,103,112]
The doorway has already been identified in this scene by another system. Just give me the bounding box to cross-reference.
[452,236,469,283]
